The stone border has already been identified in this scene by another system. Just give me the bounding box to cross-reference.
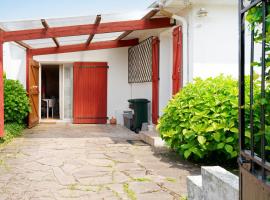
[187,166,239,200]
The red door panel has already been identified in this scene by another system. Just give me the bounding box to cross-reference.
[172,26,183,95]
[73,62,108,124]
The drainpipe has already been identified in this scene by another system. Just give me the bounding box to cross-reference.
[160,9,190,84]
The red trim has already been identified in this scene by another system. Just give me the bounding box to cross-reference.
[74,62,108,67]
[31,39,139,56]
[3,18,172,42]
[0,39,4,137]
[26,49,33,93]
[152,37,159,125]
[172,26,183,95]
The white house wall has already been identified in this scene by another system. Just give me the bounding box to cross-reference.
[159,30,173,116]
[189,4,238,79]
[34,48,131,125]
[3,42,26,88]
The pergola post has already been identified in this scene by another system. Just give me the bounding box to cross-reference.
[0,31,4,137]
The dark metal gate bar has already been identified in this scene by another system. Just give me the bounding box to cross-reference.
[128,37,152,83]
[239,0,270,199]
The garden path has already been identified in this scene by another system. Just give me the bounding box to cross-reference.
[0,124,199,200]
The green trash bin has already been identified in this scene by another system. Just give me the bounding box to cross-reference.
[128,98,150,133]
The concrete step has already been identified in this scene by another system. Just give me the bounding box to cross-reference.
[139,129,167,151]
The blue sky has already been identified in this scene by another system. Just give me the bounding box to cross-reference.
[0,0,155,21]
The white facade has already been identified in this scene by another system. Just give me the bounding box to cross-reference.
[2,1,240,124]
[3,42,26,88]
[188,4,238,79]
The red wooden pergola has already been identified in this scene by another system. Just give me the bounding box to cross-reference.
[0,9,173,136]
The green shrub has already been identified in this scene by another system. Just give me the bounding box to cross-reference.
[158,74,270,162]
[0,123,25,144]
[157,75,240,161]
[4,78,30,124]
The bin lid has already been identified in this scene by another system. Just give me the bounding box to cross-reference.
[128,98,150,103]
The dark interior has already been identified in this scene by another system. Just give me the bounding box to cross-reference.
[41,65,60,119]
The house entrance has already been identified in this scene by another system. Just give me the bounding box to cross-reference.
[41,65,60,120]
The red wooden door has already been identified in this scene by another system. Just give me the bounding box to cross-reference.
[152,37,159,124]
[172,26,183,95]
[73,62,108,124]
[28,59,40,128]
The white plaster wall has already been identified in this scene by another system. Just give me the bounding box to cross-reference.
[159,30,173,116]
[3,42,26,88]
[34,47,131,125]
[189,4,238,79]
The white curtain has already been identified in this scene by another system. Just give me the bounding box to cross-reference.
[64,64,73,119]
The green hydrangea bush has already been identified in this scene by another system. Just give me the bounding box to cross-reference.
[157,75,240,161]
[4,77,30,124]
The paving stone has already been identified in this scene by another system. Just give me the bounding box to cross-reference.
[77,175,113,185]
[53,167,76,185]
[87,158,114,167]
[136,191,174,200]
[73,166,111,179]
[128,181,161,194]
[112,171,131,183]
[37,157,64,167]
[115,162,143,171]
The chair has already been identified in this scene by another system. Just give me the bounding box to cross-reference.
[48,98,56,118]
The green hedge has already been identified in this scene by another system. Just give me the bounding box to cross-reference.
[0,123,25,144]
[157,75,269,162]
[4,77,30,124]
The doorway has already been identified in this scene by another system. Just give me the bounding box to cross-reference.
[41,65,60,120]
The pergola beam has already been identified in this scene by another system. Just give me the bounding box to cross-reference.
[86,15,101,46]
[15,41,32,49]
[41,19,60,47]
[3,18,172,42]
[30,38,139,56]
[0,28,31,50]
[116,9,160,40]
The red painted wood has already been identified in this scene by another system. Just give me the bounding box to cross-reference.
[172,26,183,95]
[3,18,172,42]
[26,49,33,93]
[31,39,139,56]
[152,37,159,125]
[0,40,4,137]
[27,59,40,128]
[73,62,108,124]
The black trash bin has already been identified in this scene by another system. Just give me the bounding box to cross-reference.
[128,98,150,133]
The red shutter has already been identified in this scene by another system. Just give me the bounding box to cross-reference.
[152,37,160,124]
[172,26,183,95]
[73,62,108,124]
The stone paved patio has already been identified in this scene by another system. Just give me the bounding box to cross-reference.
[0,124,200,200]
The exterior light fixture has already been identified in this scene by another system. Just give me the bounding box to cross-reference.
[197,8,208,17]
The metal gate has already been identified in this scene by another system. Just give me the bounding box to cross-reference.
[239,0,270,199]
